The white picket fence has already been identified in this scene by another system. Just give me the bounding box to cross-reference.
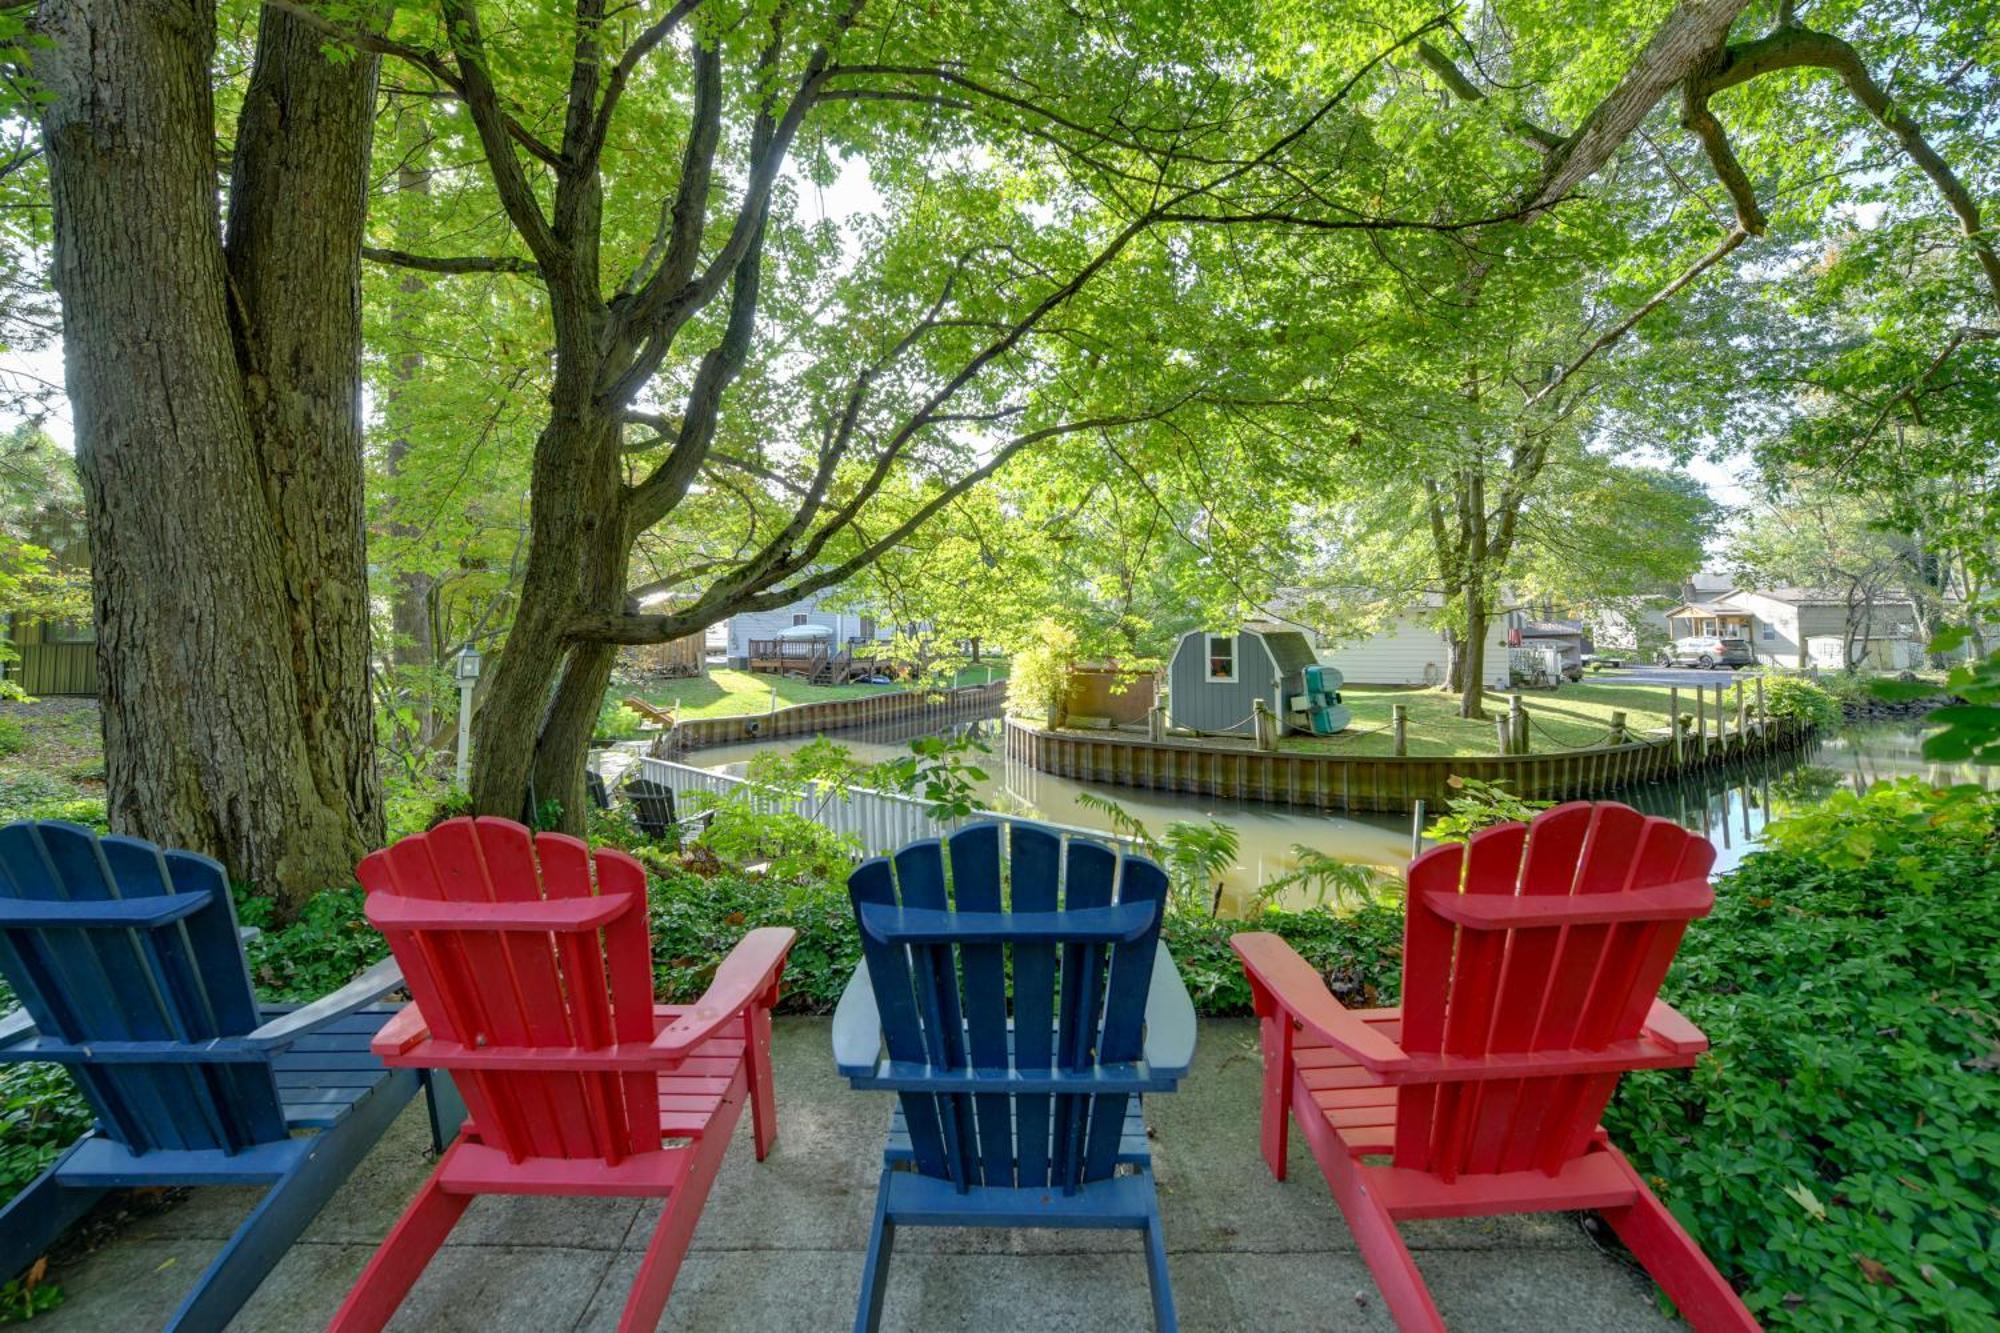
[635,755,1146,861]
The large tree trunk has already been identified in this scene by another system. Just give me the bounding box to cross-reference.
[1459,583,1491,720]
[469,351,624,827]
[38,2,383,912]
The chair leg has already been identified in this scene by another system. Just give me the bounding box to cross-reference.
[1257,1012,1294,1181]
[422,1070,469,1154]
[325,1169,472,1333]
[1295,1090,1445,1333]
[743,1001,778,1161]
[1597,1146,1758,1332]
[617,1079,744,1333]
[1141,1199,1177,1332]
[170,1070,418,1333]
[0,1138,105,1282]
[853,1166,897,1333]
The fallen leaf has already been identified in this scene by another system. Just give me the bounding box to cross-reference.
[1854,1255,1895,1287]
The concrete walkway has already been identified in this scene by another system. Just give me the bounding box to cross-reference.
[34,1018,1680,1331]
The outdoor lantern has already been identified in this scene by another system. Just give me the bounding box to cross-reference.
[455,646,482,684]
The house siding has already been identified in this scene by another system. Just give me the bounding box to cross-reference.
[1167,630,1279,735]
[1316,615,1509,689]
[724,594,898,668]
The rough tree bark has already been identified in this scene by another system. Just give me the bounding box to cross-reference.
[37,2,383,912]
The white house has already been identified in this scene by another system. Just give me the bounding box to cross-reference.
[1314,611,1510,689]
[724,592,902,668]
[1663,585,1921,669]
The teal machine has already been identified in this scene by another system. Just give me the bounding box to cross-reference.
[1288,663,1351,735]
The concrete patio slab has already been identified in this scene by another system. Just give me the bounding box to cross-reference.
[29,1017,1682,1331]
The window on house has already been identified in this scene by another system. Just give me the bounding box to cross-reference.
[792,614,808,626]
[1761,623,1776,641]
[1207,635,1236,682]
[859,616,875,640]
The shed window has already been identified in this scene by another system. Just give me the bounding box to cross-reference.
[792,613,809,626]
[1206,635,1236,682]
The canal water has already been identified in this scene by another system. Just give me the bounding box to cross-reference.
[686,715,1984,913]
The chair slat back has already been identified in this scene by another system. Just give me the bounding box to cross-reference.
[358,817,659,1165]
[1393,801,1714,1180]
[0,821,286,1152]
[849,821,1168,1193]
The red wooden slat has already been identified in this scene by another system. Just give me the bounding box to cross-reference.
[1391,842,1461,1169]
[597,846,662,1158]
[536,832,626,1162]
[462,820,594,1158]
[1466,802,1590,1173]
[1427,822,1524,1180]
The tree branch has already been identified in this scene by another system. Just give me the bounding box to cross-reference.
[361,246,538,275]
[1414,39,1563,151]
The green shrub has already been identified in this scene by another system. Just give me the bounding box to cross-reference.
[1004,618,1077,724]
[0,979,93,1218]
[1761,674,1843,729]
[239,886,390,1003]
[1607,780,2000,1327]
[0,717,25,757]
[1420,775,1553,843]
[645,860,1407,1017]
[594,697,647,742]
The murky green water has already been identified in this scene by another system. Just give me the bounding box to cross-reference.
[687,714,1984,912]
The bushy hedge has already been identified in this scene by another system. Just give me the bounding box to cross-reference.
[1607,780,2000,1327]
[1760,674,1844,729]
[647,863,1404,1016]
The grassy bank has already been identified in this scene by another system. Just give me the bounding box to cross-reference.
[1286,681,1719,757]
[612,663,1009,724]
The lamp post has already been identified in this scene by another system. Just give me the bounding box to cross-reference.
[453,646,482,791]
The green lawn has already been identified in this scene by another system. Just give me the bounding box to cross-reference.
[1280,681,1749,758]
[614,661,1008,721]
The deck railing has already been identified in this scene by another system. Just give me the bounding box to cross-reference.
[635,753,1146,861]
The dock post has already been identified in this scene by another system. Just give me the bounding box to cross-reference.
[1510,694,1529,754]
[1495,714,1512,755]
[1755,674,1766,733]
[1392,704,1408,757]
[1695,687,1706,761]
[1608,710,1627,746]
[1669,686,1682,767]
[1410,799,1426,858]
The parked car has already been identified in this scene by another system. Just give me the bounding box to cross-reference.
[1657,635,1755,669]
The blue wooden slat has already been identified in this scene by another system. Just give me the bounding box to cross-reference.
[893,840,976,1189]
[850,858,949,1180]
[948,825,1015,1188]
[1053,839,1117,1192]
[0,824,178,1149]
[855,901,1159,944]
[1085,858,1168,1181]
[0,892,213,928]
[1009,825,1060,1188]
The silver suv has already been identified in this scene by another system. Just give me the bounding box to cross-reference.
[1658,635,1755,669]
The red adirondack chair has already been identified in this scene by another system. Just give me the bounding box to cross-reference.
[1232,801,1758,1332]
[327,817,795,1333]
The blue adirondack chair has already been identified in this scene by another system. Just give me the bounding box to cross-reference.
[833,821,1198,1332]
[0,821,435,1331]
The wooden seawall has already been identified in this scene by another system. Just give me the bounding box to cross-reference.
[1003,714,1814,813]
[660,680,1008,751]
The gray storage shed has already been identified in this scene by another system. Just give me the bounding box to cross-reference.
[1165,626,1318,737]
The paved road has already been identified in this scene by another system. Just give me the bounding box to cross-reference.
[1578,665,1763,688]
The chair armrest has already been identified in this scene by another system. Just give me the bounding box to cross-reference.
[371,1002,431,1057]
[0,1007,35,1048]
[1142,944,1196,1076]
[1229,932,1409,1074]
[242,956,405,1051]
[652,927,797,1058]
[238,924,263,946]
[831,961,880,1078]
[1640,997,1708,1056]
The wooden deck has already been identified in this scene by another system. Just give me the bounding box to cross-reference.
[745,638,909,684]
